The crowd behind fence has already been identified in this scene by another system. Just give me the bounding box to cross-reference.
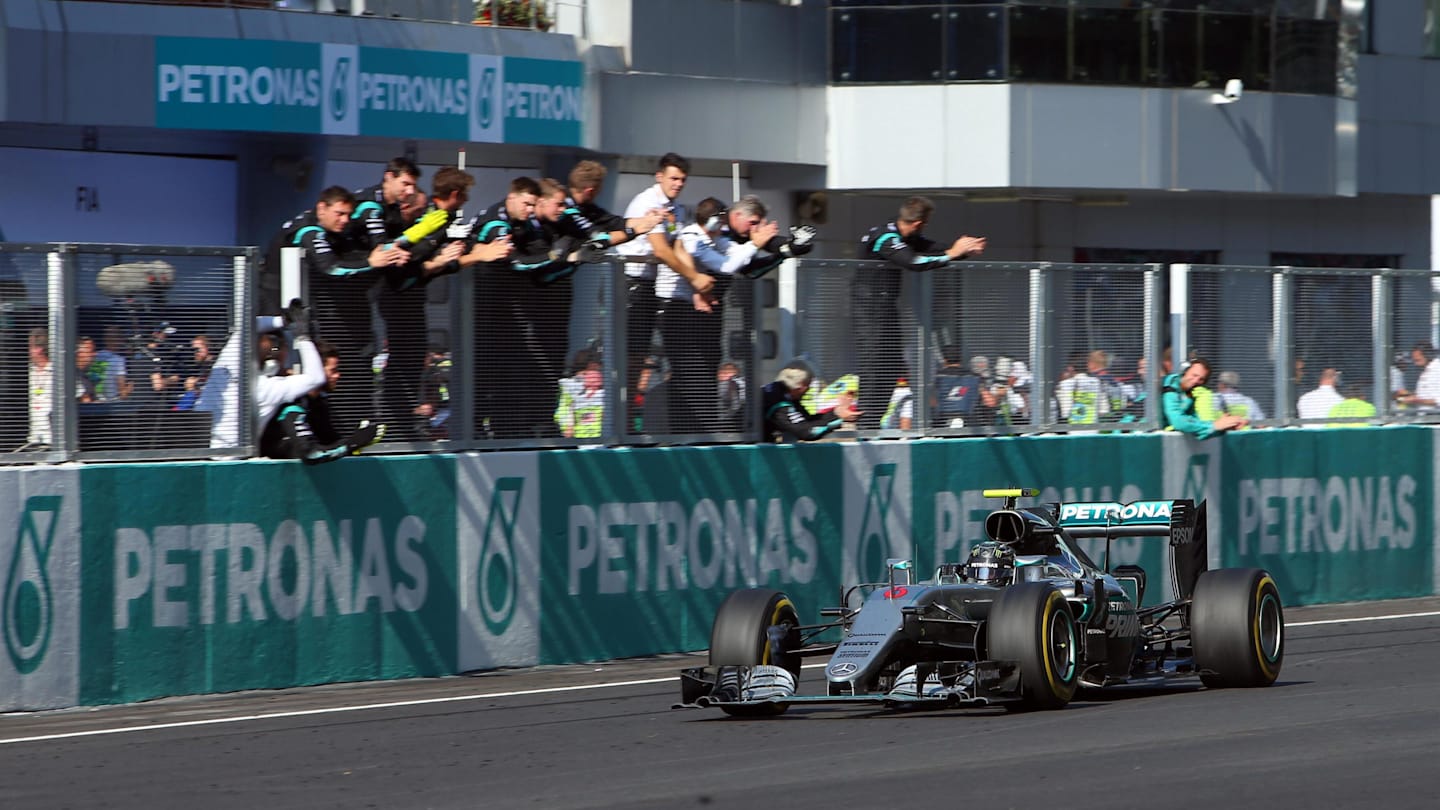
[3,242,1435,464]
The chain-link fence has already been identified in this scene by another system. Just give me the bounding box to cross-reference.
[794,260,1165,438]
[1181,264,1440,427]
[2,244,251,463]
[6,246,1439,462]
[0,245,61,464]
[71,246,247,459]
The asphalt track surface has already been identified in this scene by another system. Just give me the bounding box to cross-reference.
[3,598,1439,810]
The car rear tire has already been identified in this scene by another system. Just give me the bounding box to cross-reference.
[709,589,801,716]
[1192,568,1284,688]
[988,583,1078,710]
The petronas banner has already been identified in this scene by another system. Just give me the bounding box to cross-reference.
[535,444,847,665]
[154,38,583,146]
[77,457,459,706]
[1219,426,1434,605]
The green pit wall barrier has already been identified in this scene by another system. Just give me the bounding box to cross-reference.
[2,428,1434,711]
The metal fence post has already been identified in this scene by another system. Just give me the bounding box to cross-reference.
[234,251,254,454]
[1273,269,1293,422]
[1373,272,1392,419]
[1169,263,1190,366]
[1143,265,1163,428]
[1029,264,1052,428]
[50,247,76,458]
[778,259,797,373]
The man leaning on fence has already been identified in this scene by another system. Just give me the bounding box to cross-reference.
[665,195,816,433]
[1162,356,1247,439]
[762,361,862,442]
[617,153,705,429]
[856,196,986,429]
[263,186,409,433]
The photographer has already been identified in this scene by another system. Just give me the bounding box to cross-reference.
[260,336,385,465]
[201,302,327,449]
[129,323,180,410]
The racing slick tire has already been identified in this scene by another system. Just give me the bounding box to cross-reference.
[709,589,802,716]
[988,582,1079,710]
[1191,568,1284,688]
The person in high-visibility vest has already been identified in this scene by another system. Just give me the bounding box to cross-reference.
[556,355,605,439]
[1211,370,1266,421]
[1327,382,1377,427]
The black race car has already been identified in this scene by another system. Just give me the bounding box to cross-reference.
[677,489,1283,716]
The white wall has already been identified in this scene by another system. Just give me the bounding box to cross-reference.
[828,84,1352,196]
[0,148,237,245]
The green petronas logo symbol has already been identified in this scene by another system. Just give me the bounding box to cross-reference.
[479,477,522,636]
[857,464,897,576]
[476,67,496,129]
[5,496,61,674]
[330,57,351,122]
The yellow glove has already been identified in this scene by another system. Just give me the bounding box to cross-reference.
[400,208,450,245]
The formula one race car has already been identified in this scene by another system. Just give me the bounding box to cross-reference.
[676,489,1284,716]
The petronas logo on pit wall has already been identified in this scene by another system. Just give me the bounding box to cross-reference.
[330,57,352,121]
[856,464,897,577]
[475,67,497,130]
[479,477,523,636]
[5,496,61,674]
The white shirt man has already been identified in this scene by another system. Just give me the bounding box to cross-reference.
[1297,368,1344,420]
[664,217,760,300]
[1414,356,1440,408]
[616,158,691,281]
[203,317,326,449]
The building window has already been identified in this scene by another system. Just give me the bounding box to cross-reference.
[829,1,1345,96]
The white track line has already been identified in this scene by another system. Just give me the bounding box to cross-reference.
[3,608,1438,746]
[1285,609,1440,627]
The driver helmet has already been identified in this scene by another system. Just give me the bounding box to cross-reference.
[963,541,1015,586]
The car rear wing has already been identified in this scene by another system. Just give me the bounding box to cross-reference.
[1055,499,1199,545]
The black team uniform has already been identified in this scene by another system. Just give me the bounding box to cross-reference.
[761,381,844,442]
[354,189,449,443]
[855,222,960,429]
[462,200,579,439]
[260,389,381,464]
[262,212,376,435]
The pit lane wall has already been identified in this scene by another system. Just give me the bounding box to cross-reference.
[1,427,1434,711]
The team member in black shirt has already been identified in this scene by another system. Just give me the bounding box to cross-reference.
[761,361,860,442]
[855,196,986,429]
